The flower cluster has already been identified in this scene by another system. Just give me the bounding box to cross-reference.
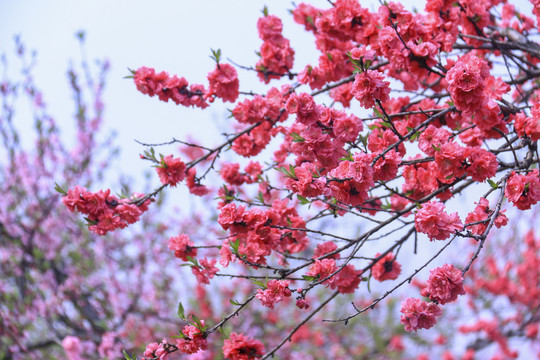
[400,298,442,332]
[206,63,239,103]
[133,66,208,108]
[465,198,508,235]
[62,186,150,235]
[223,333,265,360]
[421,264,466,304]
[176,323,208,354]
[191,257,219,285]
[306,259,362,294]
[255,280,292,309]
[352,69,390,109]
[218,200,308,266]
[505,170,540,210]
[155,154,187,187]
[371,252,402,282]
[168,234,197,261]
[414,201,462,241]
[231,86,290,158]
[256,13,295,83]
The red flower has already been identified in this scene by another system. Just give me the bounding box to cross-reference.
[415,201,462,241]
[371,252,402,282]
[222,333,265,360]
[421,264,466,304]
[400,297,442,332]
[156,155,186,187]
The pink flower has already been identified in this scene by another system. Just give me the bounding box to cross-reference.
[143,339,169,360]
[185,168,210,196]
[256,14,295,83]
[255,280,291,309]
[192,257,219,285]
[446,53,489,115]
[465,198,508,235]
[463,147,498,182]
[296,298,310,309]
[206,63,239,103]
[400,297,442,332]
[313,241,340,260]
[505,170,540,210]
[62,336,82,360]
[306,259,337,284]
[156,155,186,187]
[329,82,354,108]
[421,264,466,304]
[222,333,265,360]
[133,67,208,108]
[168,234,197,261]
[114,203,142,224]
[372,150,401,182]
[352,70,390,109]
[329,264,362,294]
[176,323,208,354]
[328,153,374,206]
[434,142,466,182]
[284,162,327,198]
[371,252,402,282]
[221,163,246,185]
[415,201,462,241]
[514,111,540,141]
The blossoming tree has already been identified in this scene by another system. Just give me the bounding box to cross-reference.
[4,0,540,359]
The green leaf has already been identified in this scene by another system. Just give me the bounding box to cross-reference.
[210,48,222,64]
[487,179,498,189]
[373,108,383,118]
[229,298,241,306]
[262,5,269,16]
[380,121,392,129]
[122,350,135,360]
[177,301,186,320]
[54,182,67,196]
[302,275,318,282]
[229,238,240,255]
[251,278,266,288]
[290,132,305,143]
[409,131,421,141]
[186,256,200,268]
[297,195,310,205]
[191,314,203,329]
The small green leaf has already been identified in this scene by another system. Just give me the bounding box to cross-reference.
[229,299,241,306]
[302,275,318,281]
[380,121,392,129]
[177,302,186,320]
[297,195,310,205]
[487,179,498,189]
[251,279,266,288]
[409,131,421,141]
[210,48,222,64]
[54,182,67,196]
[290,132,305,143]
[122,350,135,360]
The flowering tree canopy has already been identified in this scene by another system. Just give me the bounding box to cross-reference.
[2,0,540,359]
